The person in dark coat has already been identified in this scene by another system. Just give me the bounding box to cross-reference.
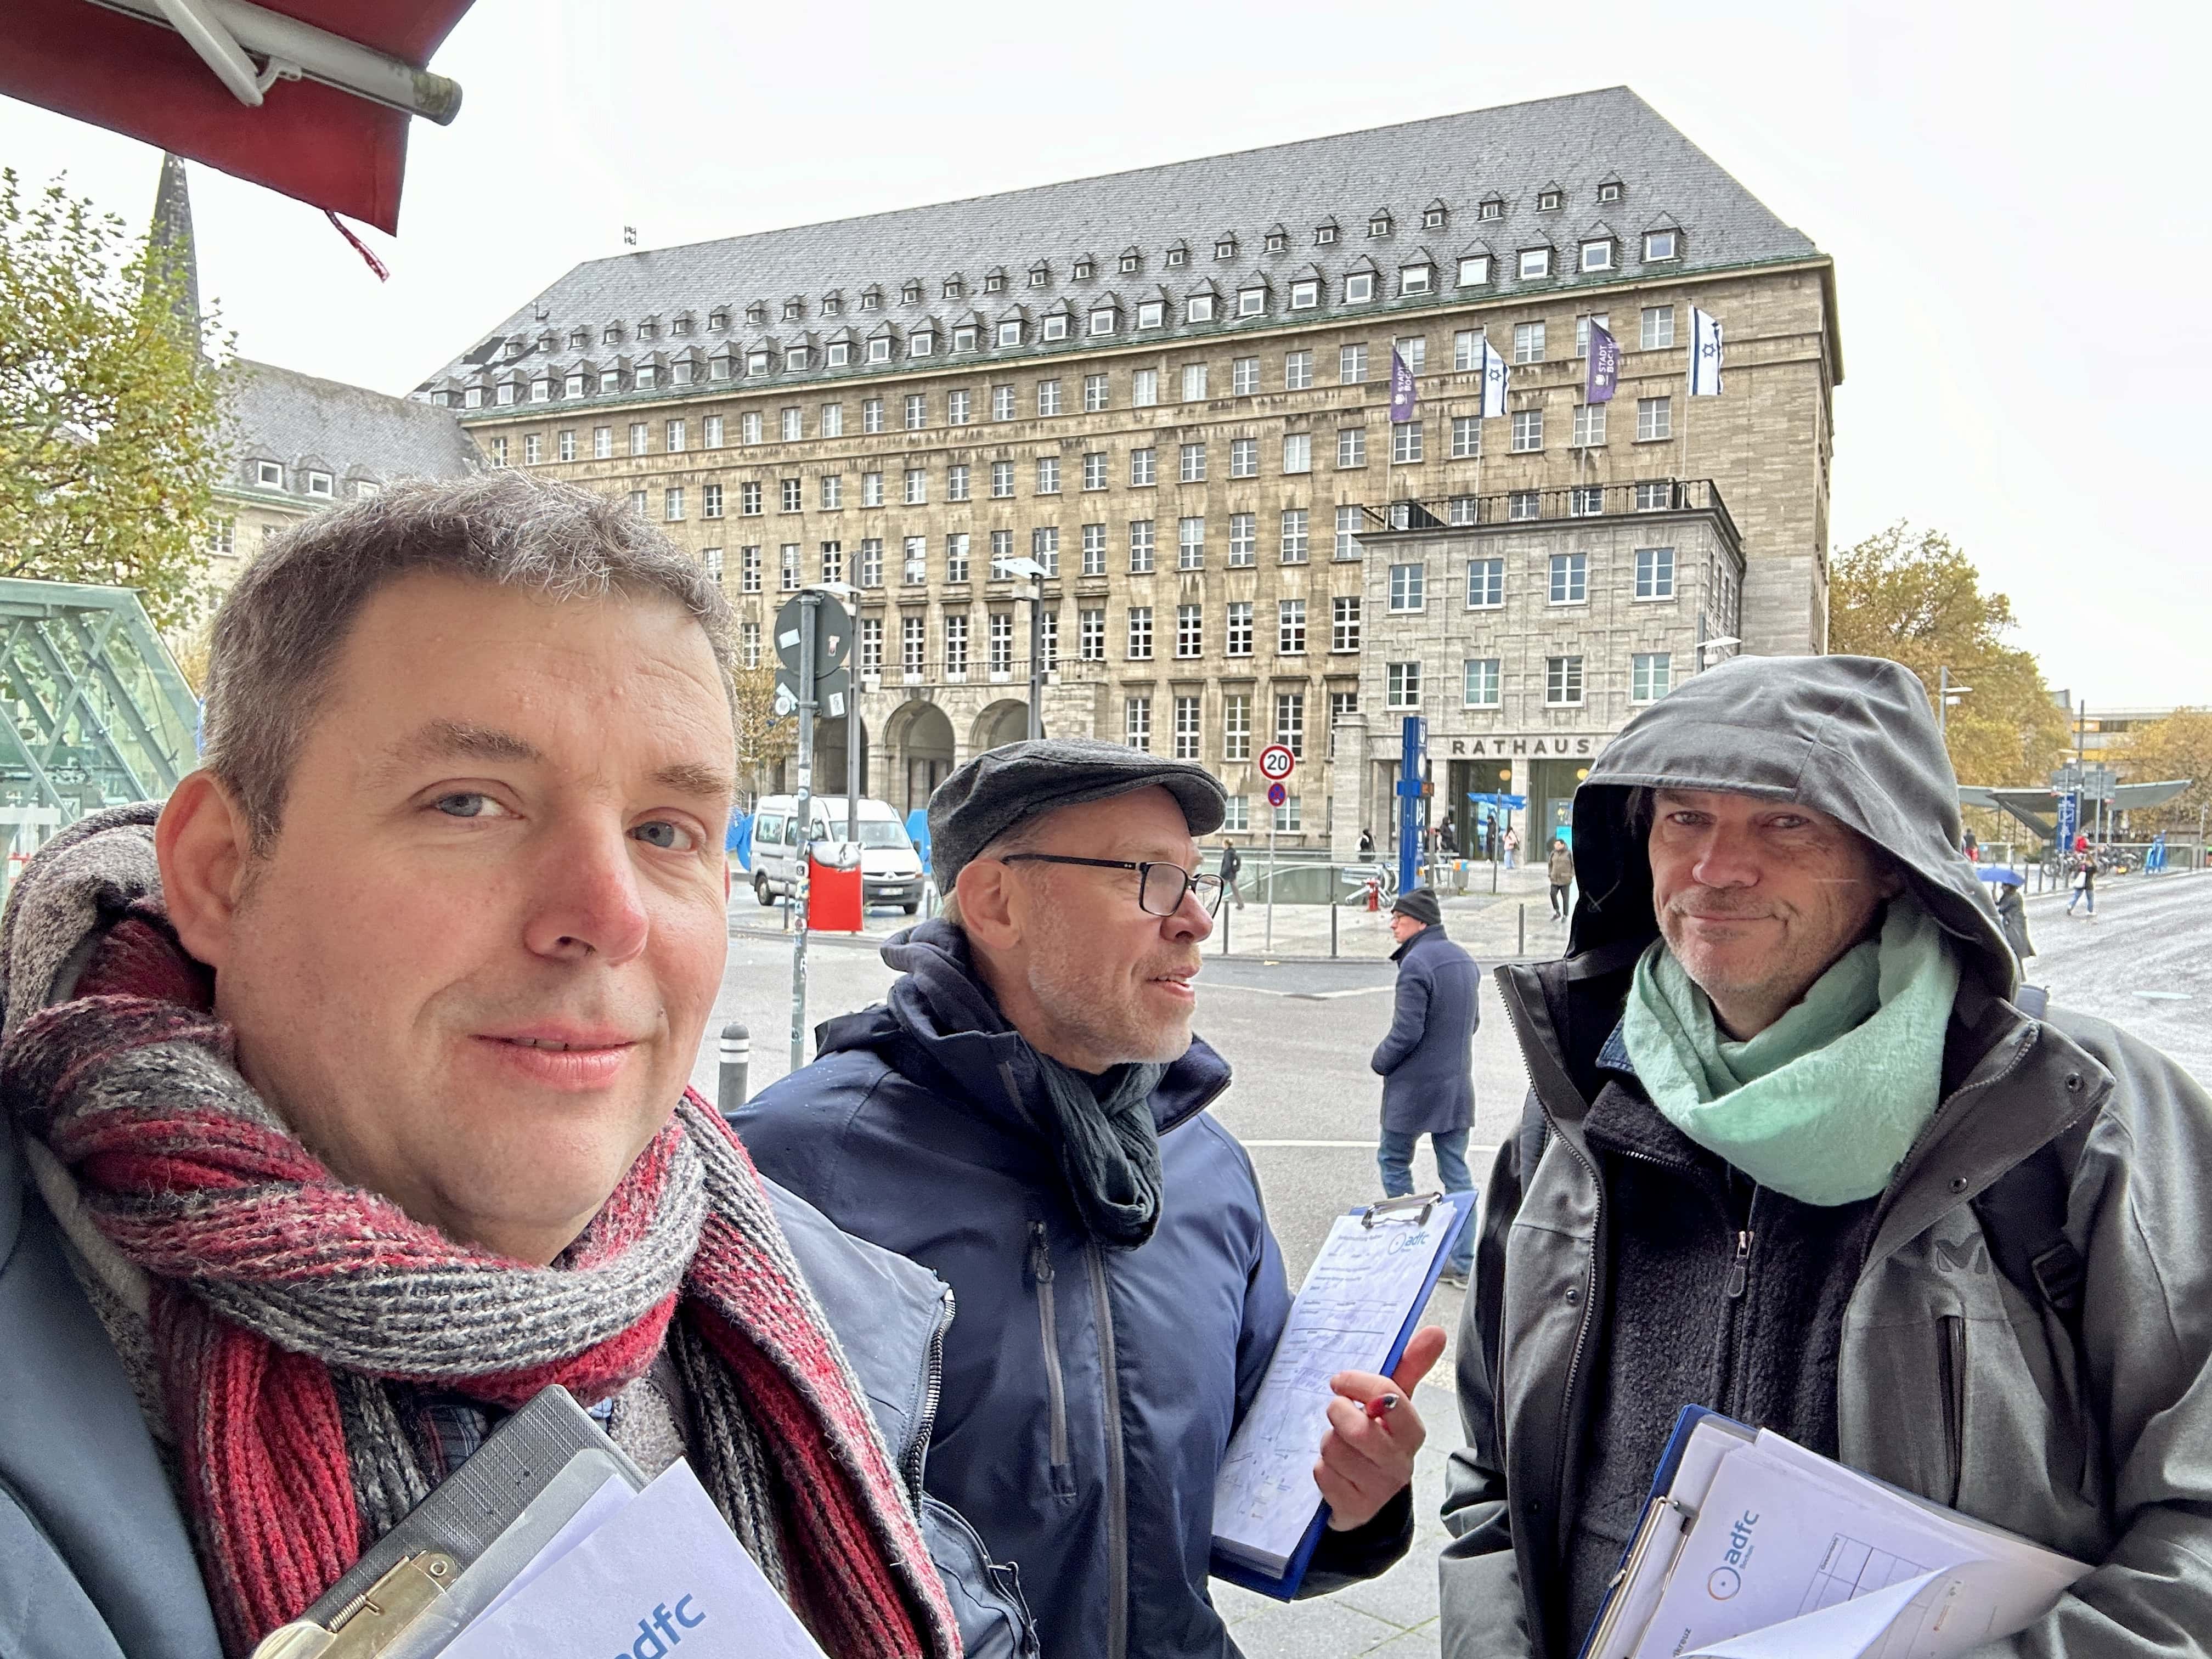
[1370,887,1480,1286]
[1995,878,2035,961]
[1218,834,1245,907]
[738,739,1438,1659]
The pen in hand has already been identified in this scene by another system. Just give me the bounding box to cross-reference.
[1364,1393,1400,1421]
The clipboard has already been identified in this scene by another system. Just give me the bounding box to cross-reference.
[1210,1187,1475,1600]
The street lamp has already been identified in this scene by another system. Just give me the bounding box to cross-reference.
[1002,556,1049,740]
[1696,636,1741,669]
[1938,665,1973,740]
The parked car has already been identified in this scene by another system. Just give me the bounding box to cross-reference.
[749,795,927,913]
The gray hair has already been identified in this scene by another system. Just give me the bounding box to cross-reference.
[201,471,734,853]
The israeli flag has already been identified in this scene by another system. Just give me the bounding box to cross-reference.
[1689,307,1724,397]
[1480,337,1509,419]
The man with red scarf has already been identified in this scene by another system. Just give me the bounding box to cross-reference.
[0,475,989,1659]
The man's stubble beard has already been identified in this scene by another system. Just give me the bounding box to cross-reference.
[1024,901,1192,1068]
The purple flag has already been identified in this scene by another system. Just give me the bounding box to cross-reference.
[1585,319,1620,404]
[1389,348,1417,422]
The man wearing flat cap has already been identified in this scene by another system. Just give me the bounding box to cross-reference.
[738,738,1441,1659]
[1373,888,1480,1289]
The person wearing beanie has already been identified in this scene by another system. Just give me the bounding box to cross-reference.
[1372,888,1479,1287]
[738,737,1437,1659]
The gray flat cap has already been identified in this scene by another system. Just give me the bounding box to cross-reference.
[927,737,1228,889]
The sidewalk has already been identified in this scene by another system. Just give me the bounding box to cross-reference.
[1212,862,1567,963]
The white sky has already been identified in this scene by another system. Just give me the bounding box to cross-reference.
[2,0,2202,708]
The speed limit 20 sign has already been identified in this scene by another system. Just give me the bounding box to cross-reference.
[1257,743,1296,782]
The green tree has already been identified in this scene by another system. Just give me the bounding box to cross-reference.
[2112,708,2212,833]
[1827,522,2069,787]
[0,170,232,632]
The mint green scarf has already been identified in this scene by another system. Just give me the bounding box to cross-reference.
[1621,895,1960,1206]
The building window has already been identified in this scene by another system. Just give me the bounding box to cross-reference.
[1274,690,1305,758]
[522,437,541,466]
[1644,230,1679,262]
[1036,456,1060,495]
[820,474,845,510]
[781,543,801,590]
[741,412,763,445]
[1335,504,1361,560]
[1130,447,1156,487]
[859,616,883,672]
[1278,599,1306,656]
[1632,653,1673,703]
[992,385,1015,421]
[1228,512,1256,567]
[1178,516,1205,568]
[1451,414,1480,459]
[1132,368,1159,407]
[1085,373,1110,411]
[1396,336,1427,374]
[1082,522,1107,574]
[1273,795,1301,834]
[1458,255,1491,287]
[741,545,763,592]
[1636,480,1675,512]
[1080,608,1106,660]
[1388,562,1426,612]
[660,487,686,521]
[1332,595,1361,652]
[738,617,757,665]
[1089,307,1116,336]
[594,426,613,458]
[1233,356,1260,396]
[1546,655,1585,706]
[1570,484,1605,516]
[1338,426,1367,467]
[1400,263,1433,295]
[1580,239,1613,273]
[1637,396,1673,442]
[1464,658,1502,707]
[860,538,883,586]
[1179,442,1206,483]
[1447,494,1476,525]
[1073,450,1102,491]
[1386,662,1423,709]
[1549,552,1589,604]
[1046,313,1072,341]
[981,461,1008,500]
[1519,248,1551,280]
[1511,409,1543,452]
[774,477,798,512]
[1344,273,1375,303]
[1572,404,1606,448]
[1127,607,1153,660]
[948,390,972,425]
[1279,509,1309,563]
[1575,314,1610,359]
[1129,518,1156,572]
[1513,321,1546,363]
[989,611,1014,675]
[902,616,927,676]
[1636,545,1677,599]
[1186,294,1215,324]
[1269,431,1308,475]
[1180,363,1210,403]
[1508,490,1539,520]
[1641,304,1676,350]
[1466,557,1504,608]
[1226,601,1254,657]
[1176,603,1203,658]
[947,464,971,502]
[1041,610,1059,667]
[1229,437,1257,478]
[945,614,969,676]
[1285,349,1313,390]
[821,540,844,583]
[855,471,882,507]
[1173,696,1201,760]
[1137,301,1165,329]
[1391,421,1424,463]
[778,407,802,442]
[945,533,971,583]
[1223,693,1252,759]
[902,393,926,430]
[1037,380,1063,416]
[694,482,720,519]
[629,423,650,456]
[1340,344,1368,384]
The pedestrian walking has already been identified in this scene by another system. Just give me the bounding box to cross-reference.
[738,740,1436,1659]
[1442,654,2212,1657]
[1961,826,1979,861]
[1995,878,2035,962]
[1440,817,1459,859]
[2067,845,2097,918]
[1359,825,1376,858]
[1218,834,1246,907]
[1547,833,1576,921]
[1372,887,1480,1288]
[1501,826,1520,870]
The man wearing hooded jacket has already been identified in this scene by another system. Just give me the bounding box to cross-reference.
[1441,654,2212,1657]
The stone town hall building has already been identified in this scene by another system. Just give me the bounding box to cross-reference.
[416,87,1839,850]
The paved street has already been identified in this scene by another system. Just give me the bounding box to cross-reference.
[690,870,2212,1659]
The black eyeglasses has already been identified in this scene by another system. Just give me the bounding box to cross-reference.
[998,854,1226,917]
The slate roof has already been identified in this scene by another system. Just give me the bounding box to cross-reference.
[225,360,479,497]
[417,86,1825,402]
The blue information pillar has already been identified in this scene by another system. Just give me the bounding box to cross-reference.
[1397,715,1427,894]
[2055,791,2079,854]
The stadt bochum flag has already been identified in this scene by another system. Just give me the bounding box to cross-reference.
[1389,348,1417,422]
[1478,336,1509,419]
[1584,319,1621,403]
[1689,306,1724,396]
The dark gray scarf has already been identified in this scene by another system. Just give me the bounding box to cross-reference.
[1035,1054,1167,1248]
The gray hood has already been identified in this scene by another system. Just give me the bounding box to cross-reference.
[1565,654,2017,998]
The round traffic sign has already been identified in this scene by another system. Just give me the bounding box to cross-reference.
[1257,743,1296,782]
[774,591,853,676]
[1266,781,1288,808]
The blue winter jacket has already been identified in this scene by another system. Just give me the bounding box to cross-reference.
[1370,924,1480,1136]
[735,921,1414,1659]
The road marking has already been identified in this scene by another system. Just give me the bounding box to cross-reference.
[1243,1141,1502,1156]
[2136,991,2194,1001]
[1200,980,1395,1000]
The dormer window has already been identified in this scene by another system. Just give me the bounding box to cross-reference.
[1643,229,1680,262]
[495,381,518,405]
[1089,304,1117,336]
[1165,242,1188,268]
[943,277,964,300]
[746,303,767,326]
[953,324,978,351]
[821,293,842,316]
[1042,311,1069,341]
[631,365,655,390]
[1137,300,1164,329]
[1264,230,1286,254]
[1368,212,1392,239]
[638,320,658,340]
[1519,247,1551,279]
[909,329,934,357]
[255,459,284,487]
[602,325,624,345]
[1314,220,1338,246]
[672,316,693,337]
[785,347,809,372]
[1479,197,1503,221]
[1028,262,1051,287]
[1598,180,1623,204]
[709,353,733,381]
[868,337,892,364]
[568,328,589,349]
[307,470,333,498]
[747,349,771,375]
[672,358,695,385]
[783,300,803,320]
[902,281,923,305]
[565,372,585,396]
[1398,262,1433,296]
[826,341,850,366]
[1238,281,1268,317]
[530,377,551,401]
[860,286,882,311]
[1214,235,1237,260]
[1423,201,1448,229]
[1580,239,1614,273]
[1537,189,1562,212]
[998,319,1024,347]
[1457,253,1491,286]
[504,339,525,359]
[985,268,1007,294]
[535,332,556,354]
[1119,250,1142,274]
[463,386,484,408]
[1073,258,1094,281]
[707,310,729,331]
[1289,279,1319,309]
[1186,293,1215,323]
[1344,272,1374,303]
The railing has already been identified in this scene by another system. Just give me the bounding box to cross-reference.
[1359,478,1738,543]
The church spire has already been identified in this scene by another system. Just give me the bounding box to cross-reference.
[146,152,201,351]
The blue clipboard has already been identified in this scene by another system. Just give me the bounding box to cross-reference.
[1210,1187,1476,1600]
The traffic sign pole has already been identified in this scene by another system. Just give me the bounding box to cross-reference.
[1255,744,1295,955]
[789,592,817,1073]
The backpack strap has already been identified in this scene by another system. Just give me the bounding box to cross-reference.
[1970,994,2091,1346]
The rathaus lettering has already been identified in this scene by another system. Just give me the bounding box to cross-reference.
[1442,736,1602,758]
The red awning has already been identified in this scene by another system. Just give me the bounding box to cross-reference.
[0,0,473,233]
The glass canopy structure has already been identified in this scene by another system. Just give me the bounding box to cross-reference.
[0,577,199,881]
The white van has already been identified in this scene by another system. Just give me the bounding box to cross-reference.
[749,795,926,913]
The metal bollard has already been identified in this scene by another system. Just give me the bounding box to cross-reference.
[718,1022,751,1119]
[1517,902,1526,957]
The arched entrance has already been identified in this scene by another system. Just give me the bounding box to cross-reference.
[970,698,1034,753]
[815,714,871,803]
[885,699,956,813]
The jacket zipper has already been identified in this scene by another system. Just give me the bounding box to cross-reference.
[905,1284,954,1504]
[1085,1241,1130,1659]
[1028,1224,1073,1479]
[1936,1314,1966,1506]
[1724,1229,1755,1300]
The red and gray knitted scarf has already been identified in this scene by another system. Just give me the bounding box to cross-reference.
[3,902,959,1659]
